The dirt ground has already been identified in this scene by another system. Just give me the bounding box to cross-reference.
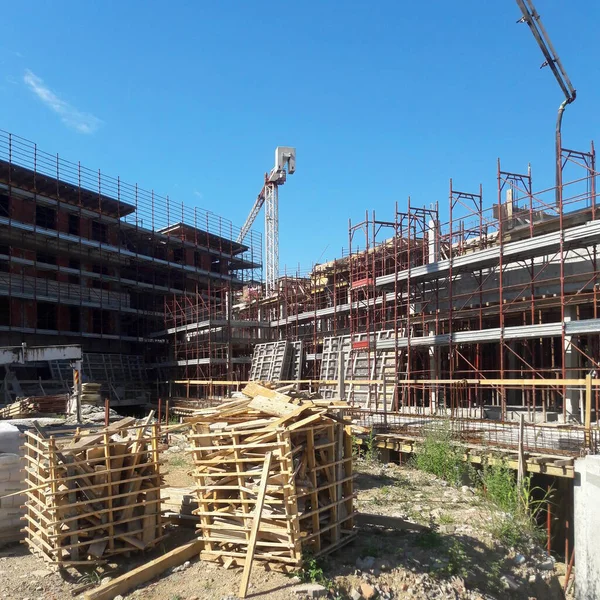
[0,448,570,600]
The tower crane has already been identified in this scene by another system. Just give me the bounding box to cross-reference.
[515,0,576,204]
[237,146,296,296]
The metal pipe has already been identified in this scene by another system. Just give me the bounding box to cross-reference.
[556,98,568,206]
[564,547,575,591]
[547,488,552,553]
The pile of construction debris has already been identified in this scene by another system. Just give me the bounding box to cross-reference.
[187,383,355,575]
[63,404,123,426]
[22,415,163,566]
[83,383,355,600]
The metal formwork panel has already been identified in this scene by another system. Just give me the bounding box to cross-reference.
[285,340,303,382]
[249,341,291,382]
[319,332,396,410]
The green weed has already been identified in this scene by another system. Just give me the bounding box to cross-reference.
[76,569,104,586]
[435,539,469,579]
[352,429,380,464]
[480,459,553,550]
[168,455,190,468]
[365,429,380,463]
[294,554,344,598]
[438,512,454,525]
[296,554,328,585]
[415,527,444,549]
[480,460,519,513]
[362,541,383,557]
[412,421,468,485]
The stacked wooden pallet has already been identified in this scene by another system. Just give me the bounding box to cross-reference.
[188,382,356,572]
[0,394,69,419]
[22,415,164,567]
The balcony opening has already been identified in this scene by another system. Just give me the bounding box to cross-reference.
[36,205,56,230]
[37,302,57,330]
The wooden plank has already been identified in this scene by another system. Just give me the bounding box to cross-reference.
[287,411,326,431]
[248,396,305,417]
[63,417,137,452]
[553,458,574,467]
[242,382,293,403]
[239,451,273,599]
[83,539,204,600]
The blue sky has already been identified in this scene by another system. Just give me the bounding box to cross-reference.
[2,1,599,273]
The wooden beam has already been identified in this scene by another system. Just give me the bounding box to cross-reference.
[239,451,273,599]
[248,395,304,417]
[83,539,203,600]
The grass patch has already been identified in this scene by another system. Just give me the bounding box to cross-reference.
[412,420,469,485]
[415,528,444,549]
[436,539,469,579]
[362,540,384,557]
[480,460,519,513]
[479,459,552,550]
[411,425,552,553]
[438,512,454,525]
[167,455,190,468]
[76,569,105,586]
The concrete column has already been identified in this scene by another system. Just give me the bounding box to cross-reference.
[429,332,439,411]
[336,349,346,401]
[507,341,518,408]
[574,456,600,600]
[564,305,580,420]
[427,218,439,264]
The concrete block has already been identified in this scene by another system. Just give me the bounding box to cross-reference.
[0,423,22,454]
[0,453,21,469]
[292,583,328,598]
[8,464,24,482]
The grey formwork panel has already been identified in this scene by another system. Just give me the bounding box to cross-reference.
[287,341,303,382]
[319,331,396,410]
[249,341,291,382]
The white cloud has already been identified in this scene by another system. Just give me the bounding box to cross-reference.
[23,69,102,134]
[194,190,203,199]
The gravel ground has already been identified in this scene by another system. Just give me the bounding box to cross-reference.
[0,447,570,600]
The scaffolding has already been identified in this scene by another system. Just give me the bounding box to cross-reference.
[343,142,599,422]
[0,130,261,404]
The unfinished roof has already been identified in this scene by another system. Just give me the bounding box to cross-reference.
[0,160,136,219]
[157,222,250,256]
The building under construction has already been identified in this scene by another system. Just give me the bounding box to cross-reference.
[244,144,599,429]
[0,130,261,405]
[1,127,599,431]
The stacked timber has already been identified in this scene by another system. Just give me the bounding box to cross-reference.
[80,383,102,406]
[188,382,356,570]
[22,415,163,567]
[0,394,69,419]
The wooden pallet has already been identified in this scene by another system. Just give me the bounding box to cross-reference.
[188,383,356,570]
[22,416,164,567]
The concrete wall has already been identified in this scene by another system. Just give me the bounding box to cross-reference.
[574,455,600,600]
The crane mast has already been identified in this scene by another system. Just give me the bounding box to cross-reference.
[238,146,296,296]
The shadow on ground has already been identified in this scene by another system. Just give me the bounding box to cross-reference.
[322,522,564,600]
